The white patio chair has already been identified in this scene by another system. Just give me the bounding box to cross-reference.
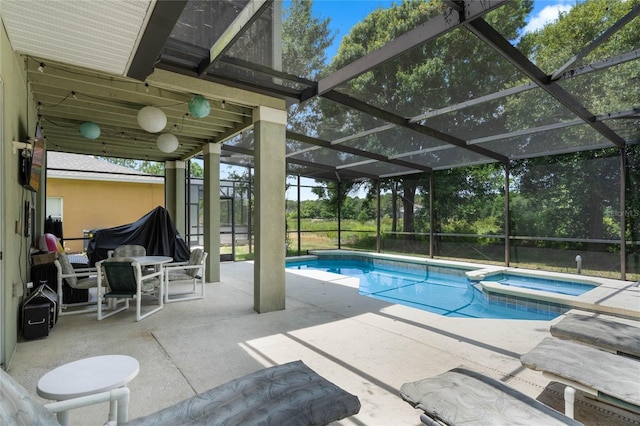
[53,253,99,316]
[96,257,163,321]
[107,245,146,258]
[163,249,207,303]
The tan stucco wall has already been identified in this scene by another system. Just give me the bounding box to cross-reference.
[1,25,36,367]
[47,178,165,253]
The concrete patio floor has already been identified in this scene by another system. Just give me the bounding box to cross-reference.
[7,260,640,425]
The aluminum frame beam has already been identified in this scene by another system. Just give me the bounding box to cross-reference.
[127,0,188,81]
[198,0,274,76]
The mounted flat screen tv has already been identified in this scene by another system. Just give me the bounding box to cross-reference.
[20,124,44,192]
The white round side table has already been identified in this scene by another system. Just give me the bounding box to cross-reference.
[37,355,139,425]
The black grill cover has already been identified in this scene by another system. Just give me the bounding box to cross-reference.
[87,206,190,266]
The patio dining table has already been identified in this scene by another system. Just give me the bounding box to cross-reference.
[130,256,173,272]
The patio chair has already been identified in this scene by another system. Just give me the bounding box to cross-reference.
[401,367,583,425]
[163,249,207,303]
[96,257,163,321]
[54,253,99,316]
[107,245,146,258]
[1,360,361,426]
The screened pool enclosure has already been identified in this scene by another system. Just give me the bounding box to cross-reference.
[191,0,640,281]
[186,152,639,281]
[8,0,639,280]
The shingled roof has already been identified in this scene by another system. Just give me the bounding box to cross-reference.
[47,152,163,184]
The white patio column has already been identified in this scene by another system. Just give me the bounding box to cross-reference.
[253,105,287,313]
[164,160,186,237]
[203,143,221,282]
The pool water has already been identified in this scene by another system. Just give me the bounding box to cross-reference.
[286,258,581,320]
[482,274,596,296]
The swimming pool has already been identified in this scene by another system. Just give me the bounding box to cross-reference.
[479,273,596,296]
[286,256,596,320]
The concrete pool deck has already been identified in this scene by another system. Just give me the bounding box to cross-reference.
[6,260,640,425]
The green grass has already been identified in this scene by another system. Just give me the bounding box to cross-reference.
[232,219,640,281]
[288,218,392,232]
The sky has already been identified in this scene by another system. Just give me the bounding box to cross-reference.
[523,0,577,33]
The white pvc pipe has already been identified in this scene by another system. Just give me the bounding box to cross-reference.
[45,387,130,425]
[564,386,576,419]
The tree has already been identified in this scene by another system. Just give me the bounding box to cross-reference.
[299,200,322,219]
[324,0,532,238]
[417,164,505,254]
[189,161,203,178]
[627,145,640,251]
[282,0,334,136]
[98,157,138,169]
[282,0,333,80]
[99,157,164,175]
[98,156,205,178]
[311,180,367,220]
[139,161,164,176]
[508,0,640,250]
[281,0,348,219]
[225,167,254,200]
[511,151,621,244]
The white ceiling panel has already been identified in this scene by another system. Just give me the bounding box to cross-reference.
[1,0,154,75]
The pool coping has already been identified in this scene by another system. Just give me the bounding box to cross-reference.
[288,250,640,320]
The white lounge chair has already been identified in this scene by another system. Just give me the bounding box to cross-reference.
[521,337,640,417]
[550,313,640,357]
[1,360,361,425]
[401,366,582,425]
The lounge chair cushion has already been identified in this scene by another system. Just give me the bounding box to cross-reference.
[1,361,360,426]
[550,314,640,357]
[58,253,77,287]
[521,337,640,408]
[166,270,193,281]
[57,254,97,290]
[400,367,582,425]
[126,360,361,426]
[185,249,204,278]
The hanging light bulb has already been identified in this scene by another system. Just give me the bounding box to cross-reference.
[188,94,211,118]
[79,122,101,140]
[137,106,166,133]
[157,133,179,153]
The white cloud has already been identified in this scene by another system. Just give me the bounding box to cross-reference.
[524,2,575,33]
